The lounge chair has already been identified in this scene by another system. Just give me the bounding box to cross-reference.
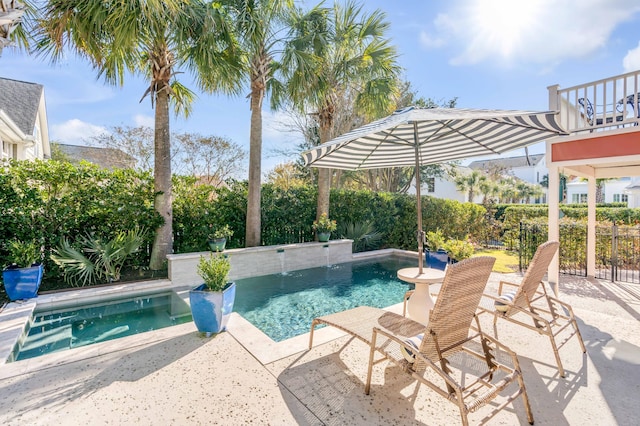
[477,241,586,378]
[309,256,534,426]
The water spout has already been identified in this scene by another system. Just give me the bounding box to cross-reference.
[277,249,287,275]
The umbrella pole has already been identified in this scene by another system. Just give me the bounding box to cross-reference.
[413,123,425,274]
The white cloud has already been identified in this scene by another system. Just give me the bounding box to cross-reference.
[50,119,109,145]
[419,31,445,49]
[425,0,640,67]
[133,114,154,128]
[623,41,640,72]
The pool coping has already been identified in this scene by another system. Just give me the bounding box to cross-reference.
[0,249,419,372]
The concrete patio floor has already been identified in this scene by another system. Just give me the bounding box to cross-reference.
[0,273,638,425]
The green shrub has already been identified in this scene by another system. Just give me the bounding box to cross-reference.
[197,253,231,292]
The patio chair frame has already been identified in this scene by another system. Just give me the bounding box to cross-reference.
[477,241,586,378]
[309,256,534,426]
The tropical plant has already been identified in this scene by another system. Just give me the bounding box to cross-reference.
[36,0,244,270]
[338,221,383,253]
[6,239,40,267]
[442,238,474,261]
[275,0,400,224]
[454,169,485,202]
[425,230,446,251]
[197,253,231,292]
[51,228,147,286]
[223,0,294,247]
[208,224,234,240]
[312,213,337,234]
[0,0,36,54]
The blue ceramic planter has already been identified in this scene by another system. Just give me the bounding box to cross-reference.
[189,282,236,335]
[425,250,451,271]
[2,264,44,301]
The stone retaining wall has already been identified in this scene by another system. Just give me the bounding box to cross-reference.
[167,239,354,288]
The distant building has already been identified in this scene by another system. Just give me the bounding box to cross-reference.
[468,153,547,185]
[0,77,51,161]
[54,143,136,170]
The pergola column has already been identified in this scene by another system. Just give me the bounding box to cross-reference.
[547,163,560,295]
[587,176,596,277]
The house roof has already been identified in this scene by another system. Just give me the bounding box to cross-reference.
[54,144,136,169]
[468,153,545,170]
[0,77,43,136]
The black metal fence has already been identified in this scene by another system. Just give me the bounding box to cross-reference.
[519,222,640,283]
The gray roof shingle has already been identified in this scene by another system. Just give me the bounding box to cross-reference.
[468,153,545,170]
[0,77,43,136]
[54,144,136,169]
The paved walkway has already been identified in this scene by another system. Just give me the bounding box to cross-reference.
[0,273,638,425]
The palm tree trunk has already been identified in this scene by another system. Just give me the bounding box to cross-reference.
[246,87,263,247]
[316,118,332,221]
[149,88,173,270]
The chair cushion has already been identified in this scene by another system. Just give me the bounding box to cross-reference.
[494,290,517,312]
[400,334,424,363]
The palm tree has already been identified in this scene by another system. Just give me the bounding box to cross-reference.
[0,0,34,54]
[274,1,400,221]
[225,0,293,247]
[36,0,243,269]
[454,169,484,202]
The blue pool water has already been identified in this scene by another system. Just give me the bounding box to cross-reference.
[13,292,192,362]
[10,256,417,361]
[233,256,416,342]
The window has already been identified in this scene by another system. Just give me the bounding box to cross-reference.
[613,194,628,203]
[426,177,435,193]
[572,193,587,203]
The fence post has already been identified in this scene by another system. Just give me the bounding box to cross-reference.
[611,222,618,282]
[519,221,524,272]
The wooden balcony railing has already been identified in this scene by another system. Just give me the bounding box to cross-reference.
[548,70,640,134]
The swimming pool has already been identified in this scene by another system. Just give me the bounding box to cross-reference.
[8,255,417,362]
[12,291,192,362]
[233,256,416,342]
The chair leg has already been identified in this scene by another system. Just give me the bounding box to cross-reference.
[364,329,379,395]
[547,331,566,378]
[513,357,535,425]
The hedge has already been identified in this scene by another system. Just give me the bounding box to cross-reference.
[1,160,489,292]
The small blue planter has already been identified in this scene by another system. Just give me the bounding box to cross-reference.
[425,250,451,271]
[2,264,44,301]
[189,282,236,335]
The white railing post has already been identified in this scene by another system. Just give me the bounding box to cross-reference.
[548,84,560,111]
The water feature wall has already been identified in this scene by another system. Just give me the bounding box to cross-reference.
[167,239,354,288]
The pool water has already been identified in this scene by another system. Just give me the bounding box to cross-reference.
[233,256,416,342]
[13,292,192,362]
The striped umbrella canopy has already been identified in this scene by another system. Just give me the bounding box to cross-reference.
[302,106,567,272]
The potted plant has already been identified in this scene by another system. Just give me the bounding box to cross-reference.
[2,239,44,301]
[425,230,450,270]
[189,253,235,336]
[312,213,337,242]
[207,225,233,252]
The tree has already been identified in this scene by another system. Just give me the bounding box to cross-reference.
[87,126,155,171]
[0,0,34,55]
[454,169,485,202]
[36,1,243,269]
[173,132,246,186]
[265,162,307,190]
[275,1,400,224]
[224,0,293,247]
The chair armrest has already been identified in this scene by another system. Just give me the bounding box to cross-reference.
[497,280,519,294]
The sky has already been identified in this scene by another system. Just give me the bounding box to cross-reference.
[2,0,640,177]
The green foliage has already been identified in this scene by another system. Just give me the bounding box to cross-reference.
[312,213,337,233]
[197,253,231,292]
[425,230,446,251]
[6,240,41,267]
[51,228,147,286]
[338,221,383,253]
[442,239,474,261]
[0,159,161,288]
[209,224,233,240]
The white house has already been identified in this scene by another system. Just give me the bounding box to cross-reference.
[0,77,51,161]
[565,177,634,204]
[468,153,547,186]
